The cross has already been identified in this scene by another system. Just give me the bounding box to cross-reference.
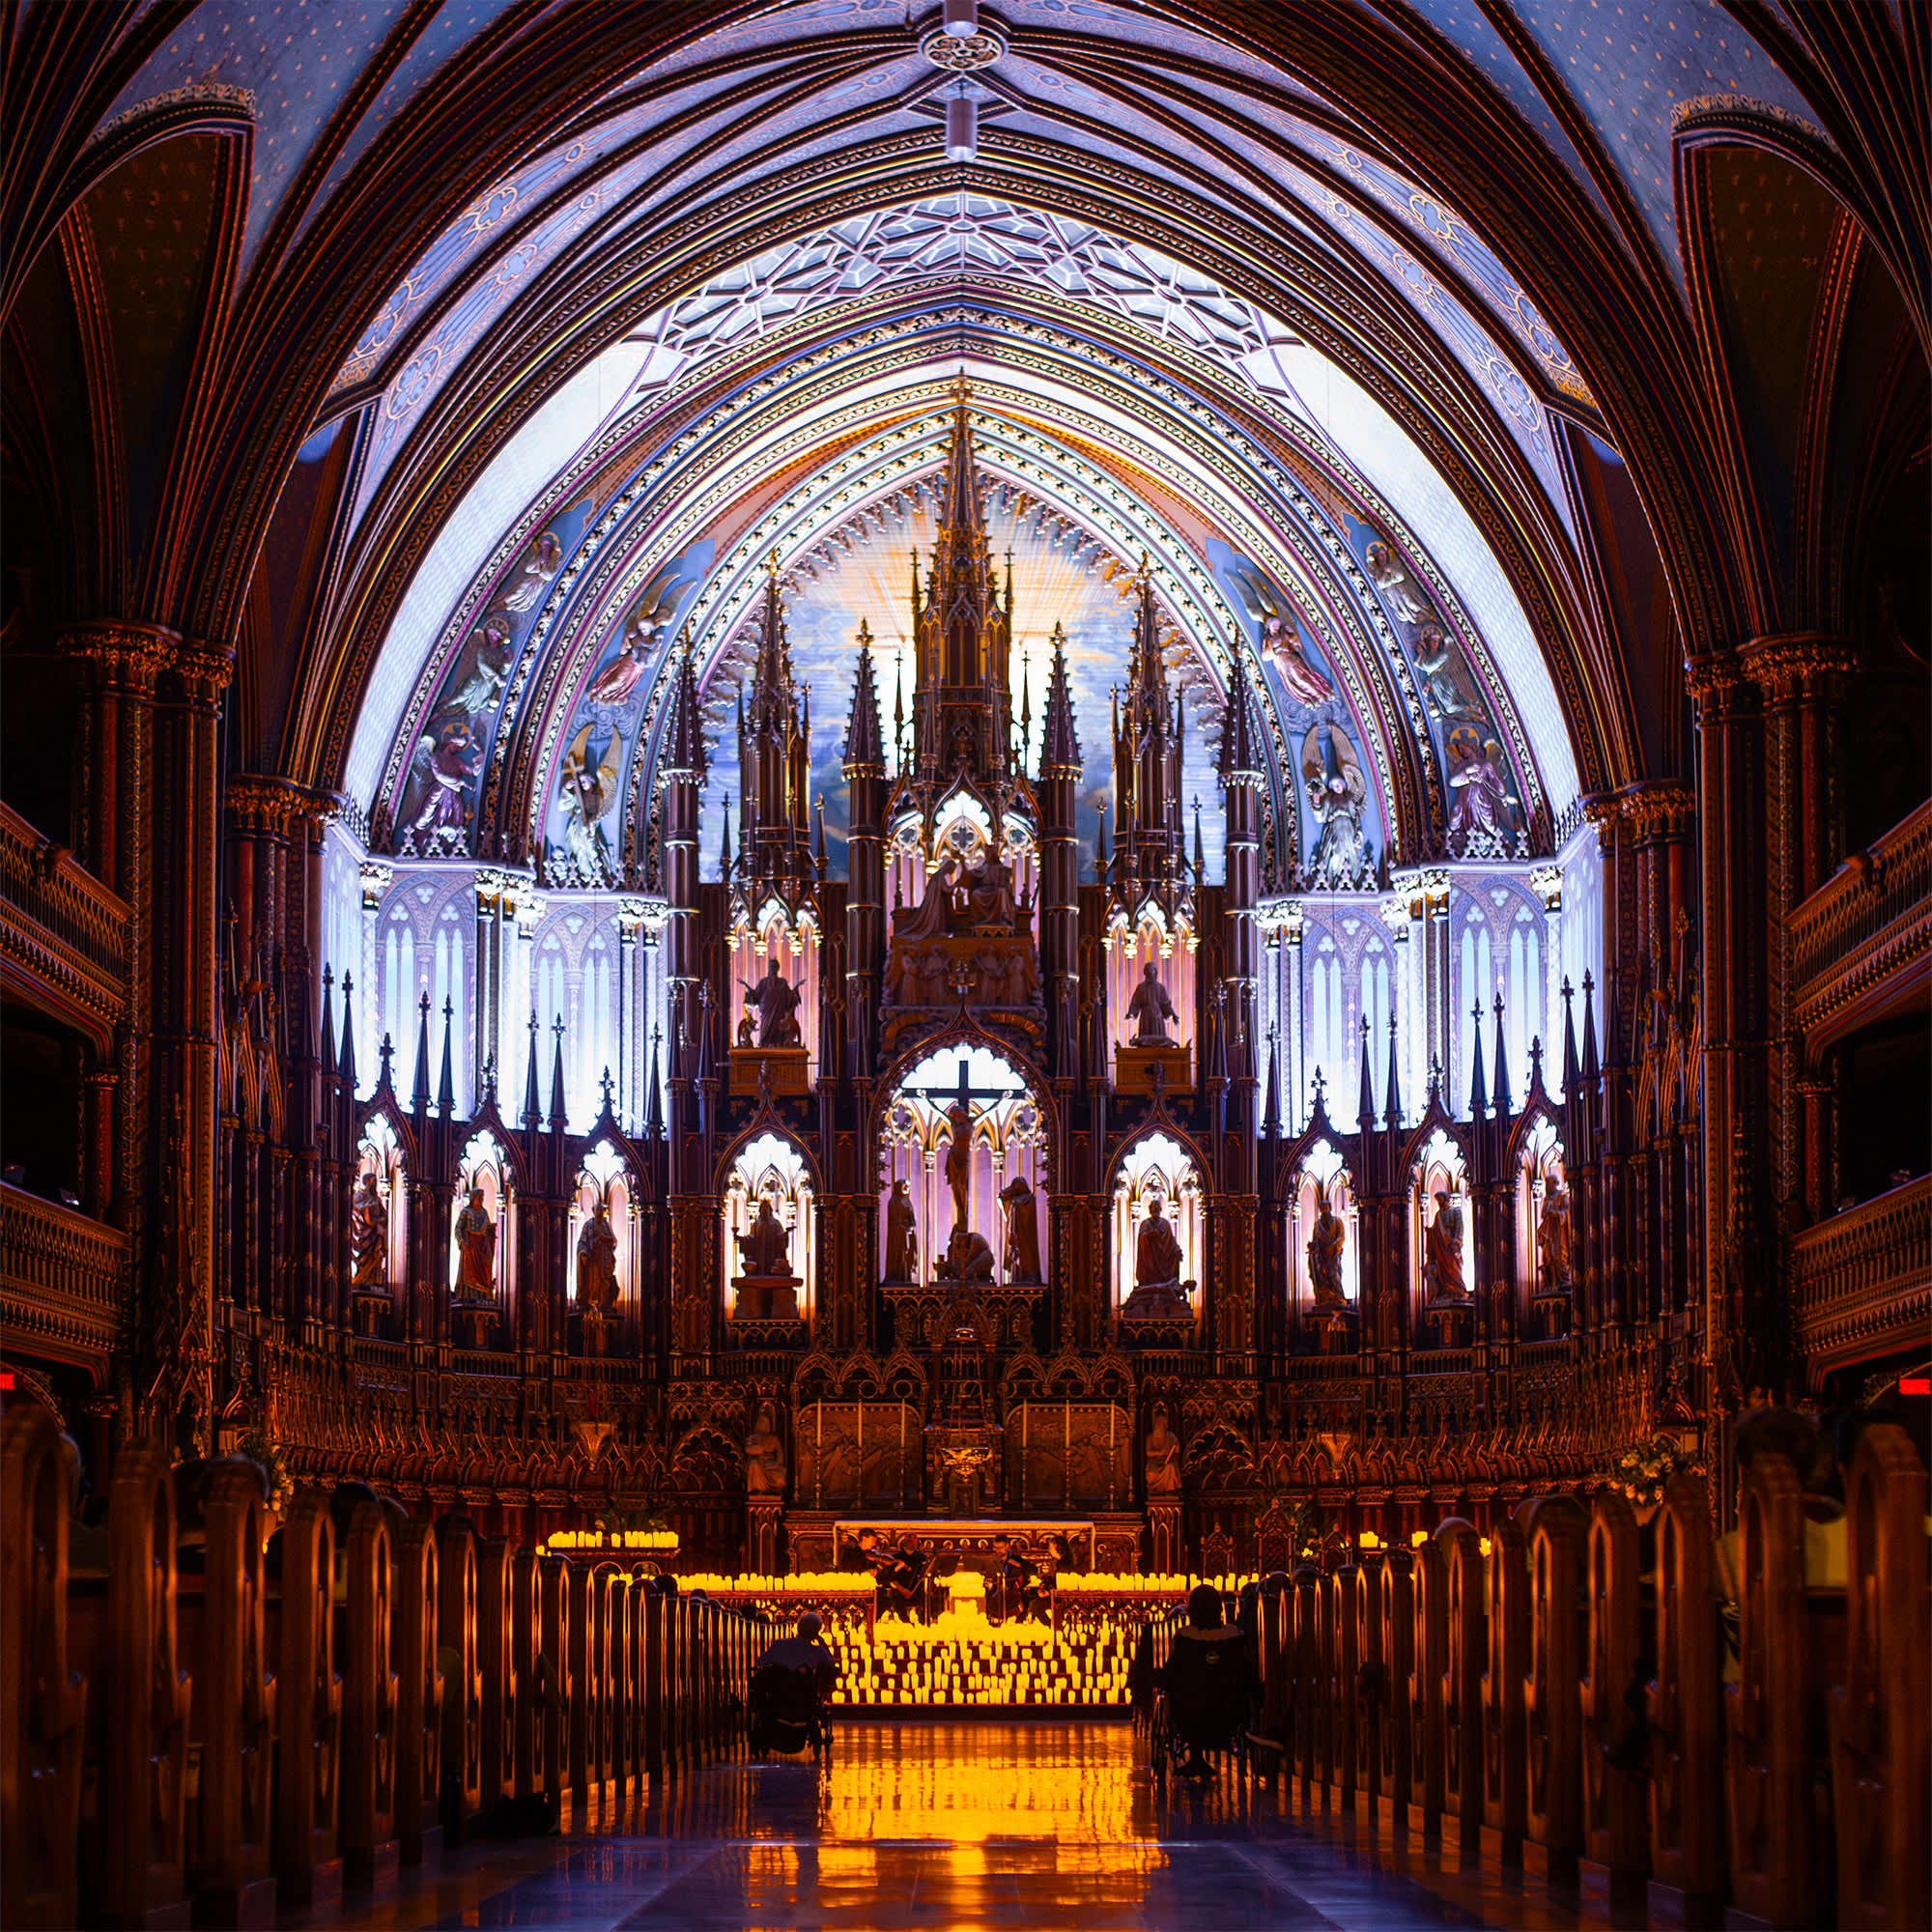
[911,1054,1010,1126]
[946,955,977,1011]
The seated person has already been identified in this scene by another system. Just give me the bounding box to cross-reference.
[878,1534,931,1622]
[1156,1583,1257,1778]
[990,1535,1041,1623]
[750,1611,838,1757]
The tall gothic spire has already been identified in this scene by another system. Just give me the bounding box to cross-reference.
[1037,623,1082,779]
[843,619,885,773]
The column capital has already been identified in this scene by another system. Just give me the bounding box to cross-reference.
[60,621,176,685]
[1739,631,1856,702]
[224,773,324,833]
[1683,647,1747,714]
[169,637,236,698]
[1616,780,1696,840]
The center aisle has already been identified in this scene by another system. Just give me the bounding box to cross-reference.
[292,1721,1640,1931]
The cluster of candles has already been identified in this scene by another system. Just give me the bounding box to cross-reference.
[826,1608,1141,1707]
[543,1528,680,1551]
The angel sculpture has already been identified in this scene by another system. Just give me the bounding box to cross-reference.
[1300,724,1372,885]
[502,530,562,613]
[583,573,683,709]
[1364,539,1427,623]
[442,612,514,720]
[403,721,482,840]
[1412,620,1476,721]
[1224,557,1335,707]
[558,723,623,878]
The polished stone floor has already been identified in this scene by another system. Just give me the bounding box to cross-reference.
[291,1721,1653,1930]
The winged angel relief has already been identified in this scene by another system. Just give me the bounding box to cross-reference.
[1224,559,1335,707]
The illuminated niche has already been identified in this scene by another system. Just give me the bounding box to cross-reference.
[569,1139,639,1328]
[355,1112,410,1291]
[452,1127,515,1322]
[887,789,1038,947]
[721,1130,815,1321]
[1111,1131,1204,1319]
[1106,901,1197,1058]
[878,1042,1048,1286]
[1410,1124,1474,1310]
[1291,1136,1359,1311]
[727,894,819,1069]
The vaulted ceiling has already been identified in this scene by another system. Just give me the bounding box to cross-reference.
[3,0,1924,868]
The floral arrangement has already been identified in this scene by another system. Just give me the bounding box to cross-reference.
[1595,1433,1706,1510]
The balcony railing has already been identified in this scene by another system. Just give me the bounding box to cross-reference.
[0,800,131,1018]
[1793,1174,1932,1377]
[0,1180,126,1357]
[1792,798,1932,1040]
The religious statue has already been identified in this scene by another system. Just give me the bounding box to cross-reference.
[744,1406,786,1496]
[740,952,802,1047]
[1446,728,1521,853]
[1537,1179,1574,1292]
[1124,959,1176,1045]
[735,1010,754,1048]
[576,1201,618,1313]
[883,1178,919,1282]
[1306,1184,1348,1309]
[963,850,1017,932]
[453,1185,496,1302]
[999,1173,1041,1283]
[1145,1406,1181,1496]
[1122,1194,1191,1318]
[1302,724,1372,886]
[899,850,964,938]
[350,1170,387,1287]
[736,1196,792,1279]
[944,1096,974,1232]
[1424,1187,1468,1303]
[1136,1194,1183,1291]
[936,1227,996,1283]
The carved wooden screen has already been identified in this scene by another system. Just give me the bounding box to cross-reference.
[1003,1402,1131,1511]
[794,1402,921,1511]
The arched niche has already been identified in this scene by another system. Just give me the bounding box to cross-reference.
[1515,1114,1571,1337]
[1107,899,1197,1061]
[878,1040,1048,1287]
[569,1139,639,1349]
[1409,1124,1473,1316]
[721,1130,815,1326]
[1291,1136,1358,1314]
[353,1112,410,1299]
[887,787,1037,950]
[728,893,819,1073]
[1112,1129,1205,1322]
[451,1127,515,1347]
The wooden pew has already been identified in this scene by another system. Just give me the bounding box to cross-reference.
[1585,1489,1649,1912]
[1407,1534,1446,1841]
[391,1514,442,1866]
[637,1581,664,1784]
[1649,1474,1720,1922]
[566,1561,593,1817]
[1520,1495,1585,1891]
[604,1569,634,1809]
[1482,1512,1527,1865]
[1435,1520,1484,1858]
[1255,1577,1292,1790]
[1351,1557,1383,1821]
[183,1460,276,1927]
[1330,1563,1357,1810]
[1292,1566,1320,1797]
[271,1492,340,1905]
[1,1407,87,1930]
[93,1441,192,1929]
[1378,1549,1413,1838]
[1830,1425,1929,1932]
[476,1537,517,1814]
[437,1516,482,1840]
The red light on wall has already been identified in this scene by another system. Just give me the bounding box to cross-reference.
[1899,1377,1930,1396]
[0,1373,14,1391]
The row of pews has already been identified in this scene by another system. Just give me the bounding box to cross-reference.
[1248,1425,1929,1930]
[0,1408,788,1930]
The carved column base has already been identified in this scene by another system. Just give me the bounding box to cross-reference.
[449,1304,498,1350]
[1149,1501,1181,1575]
[1306,1306,1357,1354]
[351,1290,392,1338]
[745,1493,782,1576]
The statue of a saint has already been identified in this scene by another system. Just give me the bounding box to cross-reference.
[999,1174,1041,1283]
[1425,1187,1469,1302]
[577,1202,618,1313]
[1536,1180,1574,1291]
[1125,960,1176,1045]
[744,1406,786,1496]
[1136,1194,1183,1289]
[351,1171,388,1287]
[883,1179,919,1282]
[944,1097,974,1233]
[736,1197,792,1278]
[1145,1406,1181,1496]
[740,952,802,1048]
[453,1186,497,1302]
[964,851,1016,932]
[1306,1185,1347,1309]
[899,850,963,938]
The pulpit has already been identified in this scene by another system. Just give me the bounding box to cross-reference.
[729,1044,809,1096]
[1114,1041,1191,1095]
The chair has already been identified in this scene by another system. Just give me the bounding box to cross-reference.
[748,1665,831,1763]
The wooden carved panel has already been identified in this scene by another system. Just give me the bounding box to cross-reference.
[1004,1402,1131,1512]
[794,1401,920,1511]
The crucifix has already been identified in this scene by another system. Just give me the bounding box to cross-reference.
[913,1054,1010,1236]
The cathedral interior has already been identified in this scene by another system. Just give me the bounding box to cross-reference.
[1,3,1927,1928]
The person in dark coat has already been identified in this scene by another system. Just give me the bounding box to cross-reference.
[1157,1583,1256,1777]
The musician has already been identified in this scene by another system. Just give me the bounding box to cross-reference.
[991,1534,1043,1624]
[878,1533,931,1623]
